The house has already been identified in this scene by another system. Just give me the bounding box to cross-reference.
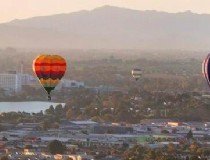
[93,125,133,134]
[16,123,41,131]
[140,119,172,125]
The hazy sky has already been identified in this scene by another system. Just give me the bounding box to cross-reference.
[1,0,210,23]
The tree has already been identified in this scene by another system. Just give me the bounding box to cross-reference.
[68,147,76,154]
[189,142,200,154]
[66,109,72,120]
[187,130,193,140]
[55,104,64,116]
[40,121,50,131]
[103,114,113,122]
[0,156,9,160]
[202,148,210,156]
[47,140,66,155]
[1,136,7,141]
[167,143,176,155]
[45,105,55,115]
[124,145,146,160]
[180,78,190,90]
[143,149,156,160]
[65,158,74,160]
[161,130,170,134]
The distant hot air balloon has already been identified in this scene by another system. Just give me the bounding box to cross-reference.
[32,54,67,100]
[131,68,143,81]
[202,53,210,87]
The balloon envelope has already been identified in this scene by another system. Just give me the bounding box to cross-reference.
[32,54,67,100]
[202,53,210,87]
[131,68,142,81]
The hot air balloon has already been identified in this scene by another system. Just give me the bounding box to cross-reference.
[131,68,143,81]
[32,54,67,100]
[202,53,210,87]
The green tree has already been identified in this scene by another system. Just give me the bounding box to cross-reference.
[68,147,76,154]
[202,148,210,156]
[189,155,200,160]
[189,142,200,154]
[187,130,193,140]
[167,143,176,155]
[143,149,156,160]
[2,136,7,141]
[40,121,50,131]
[55,104,64,116]
[45,105,55,115]
[124,145,146,160]
[103,114,113,122]
[47,140,66,155]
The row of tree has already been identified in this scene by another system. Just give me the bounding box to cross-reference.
[0,89,210,126]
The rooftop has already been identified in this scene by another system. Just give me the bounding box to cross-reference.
[70,120,98,125]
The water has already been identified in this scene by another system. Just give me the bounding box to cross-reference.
[0,101,65,113]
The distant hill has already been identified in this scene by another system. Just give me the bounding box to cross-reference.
[1,5,210,50]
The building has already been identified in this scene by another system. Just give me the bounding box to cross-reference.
[16,123,41,131]
[0,72,22,93]
[60,79,85,89]
[93,125,133,134]
[0,71,38,93]
[0,70,86,93]
[86,85,120,93]
[21,74,37,86]
[50,79,85,91]
[140,119,172,125]
[69,120,98,126]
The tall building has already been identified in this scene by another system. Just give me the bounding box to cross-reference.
[0,72,22,93]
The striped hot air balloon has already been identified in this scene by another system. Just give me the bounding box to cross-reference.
[32,54,67,100]
[202,53,210,87]
[131,68,143,81]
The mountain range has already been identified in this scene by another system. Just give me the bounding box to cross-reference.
[1,5,210,50]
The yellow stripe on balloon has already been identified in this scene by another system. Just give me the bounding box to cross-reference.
[39,78,60,87]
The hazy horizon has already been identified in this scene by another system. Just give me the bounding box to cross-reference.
[1,5,210,50]
[2,0,210,23]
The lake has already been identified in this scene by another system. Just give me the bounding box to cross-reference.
[0,101,65,113]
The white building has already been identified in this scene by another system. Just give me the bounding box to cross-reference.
[57,79,85,90]
[21,74,36,86]
[0,72,38,93]
[0,73,22,92]
[63,79,84,88]
[0,71,85,93]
